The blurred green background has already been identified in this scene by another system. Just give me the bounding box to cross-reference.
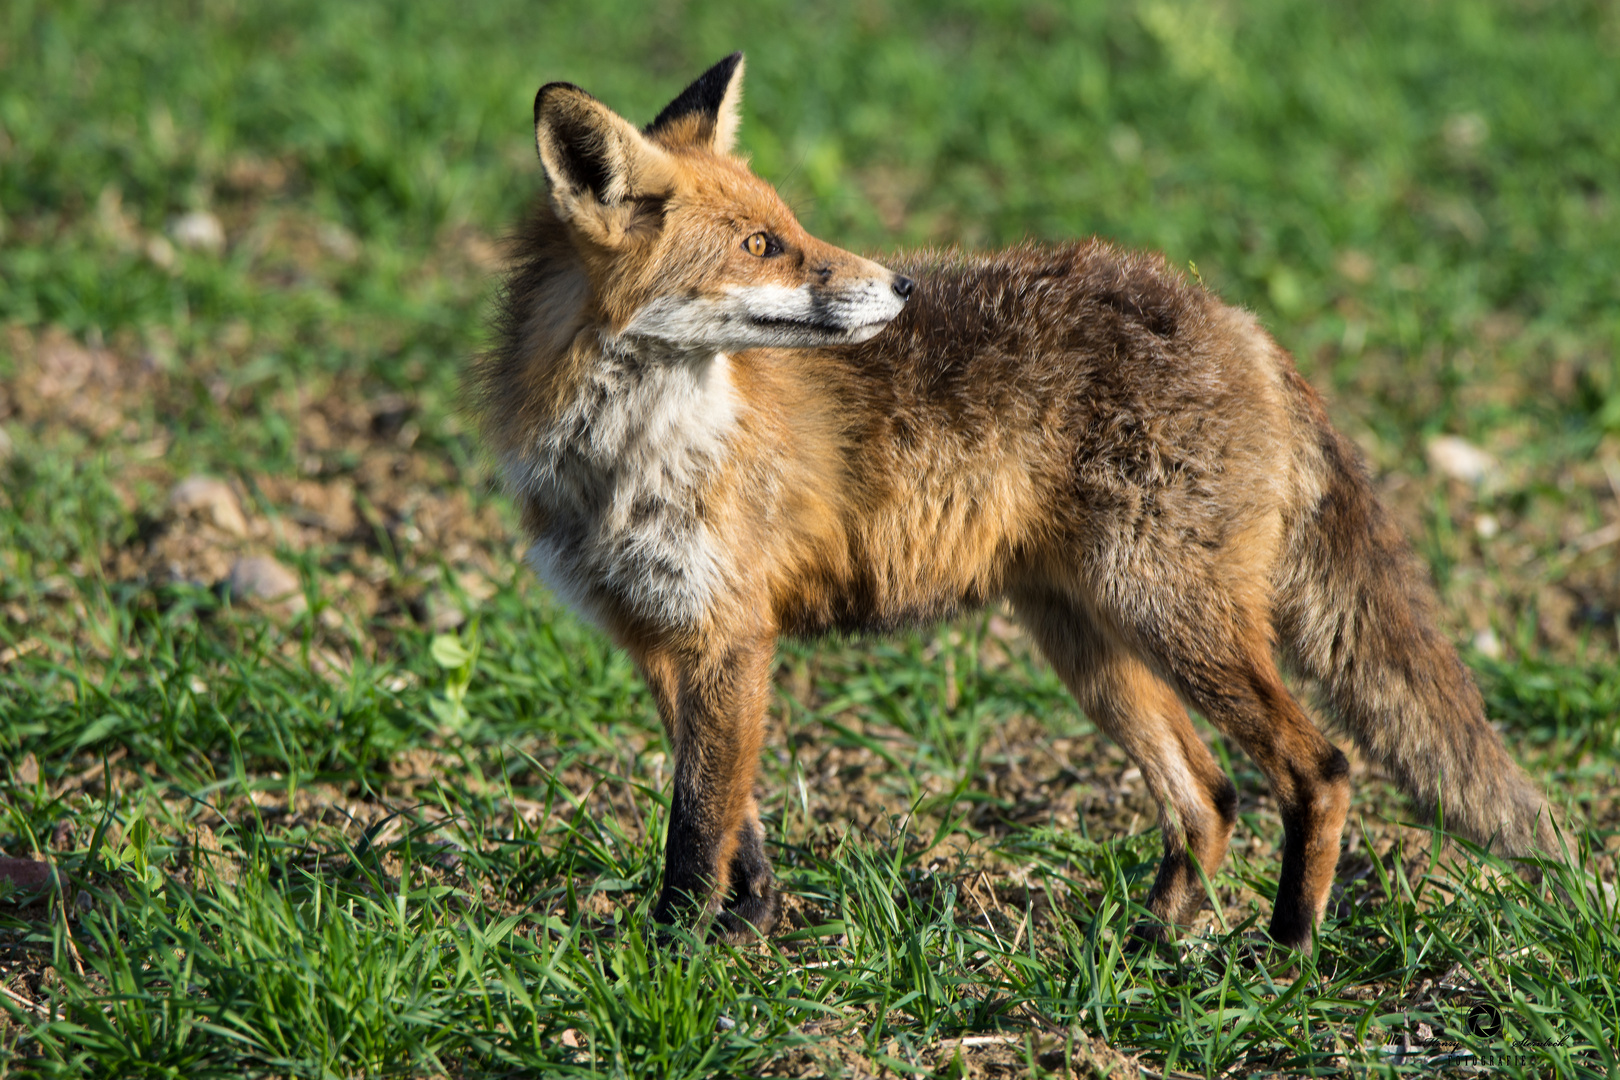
[6,0,1618,396]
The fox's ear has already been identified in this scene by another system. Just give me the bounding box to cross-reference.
[643,52,745,155]
[535,83,672,240]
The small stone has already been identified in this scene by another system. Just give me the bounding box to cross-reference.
[1443,112,1489,154]
[220,320,252,352]
[12,753,37,785]
[35,333,96,398]
[145,234,177,271]
[224,155,289,194]
[368,393,413,437]
[1472,627,1503,660]
[1474,513,1500,540]
[454,570,497,604]
[1425,435,1498,486]
[226,555,306,612]
[169,475,250,537]
[169,209,225,254]
[1336,249,1375,285]
[0,856,53,894]
[423,589,467,632]
[95,185,140,250]
[317,221,361,262]
[289,479,357,534]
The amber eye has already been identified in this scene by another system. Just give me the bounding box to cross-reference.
[743,232,780,257]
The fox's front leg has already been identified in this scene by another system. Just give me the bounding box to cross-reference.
[637,632,780,941]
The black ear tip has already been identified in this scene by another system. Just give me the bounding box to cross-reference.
[697,52,744,87]
[644,53,747,139]
[717,52,744,84]
[534,81,588,124]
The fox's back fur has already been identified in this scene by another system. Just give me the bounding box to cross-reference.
[475,54,1559,950]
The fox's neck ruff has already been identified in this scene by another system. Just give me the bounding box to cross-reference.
[567,333,738,466]
[601,325,730,374]
[502,328,739,630]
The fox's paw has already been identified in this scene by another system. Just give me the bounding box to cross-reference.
[1124,918,1179,957]
[713,884,781,943]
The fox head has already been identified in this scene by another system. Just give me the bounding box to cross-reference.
[533,53,914,350]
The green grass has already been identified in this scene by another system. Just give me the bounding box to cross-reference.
[3,0,1619,1076]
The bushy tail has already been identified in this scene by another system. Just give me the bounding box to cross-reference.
[1276,421,1558,860]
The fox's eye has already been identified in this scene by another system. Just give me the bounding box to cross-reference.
[743,232,781,258]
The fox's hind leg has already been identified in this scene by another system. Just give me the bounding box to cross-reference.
[1015,593,1238,935]
[634,634,780,943]
[1116,593,1351,952]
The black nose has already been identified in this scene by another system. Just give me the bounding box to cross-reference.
[892,275,916,300]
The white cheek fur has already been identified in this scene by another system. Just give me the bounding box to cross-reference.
[619,278,905,349]
[725,282,816,321]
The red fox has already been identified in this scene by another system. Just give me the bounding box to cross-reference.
[473,53,1560,950]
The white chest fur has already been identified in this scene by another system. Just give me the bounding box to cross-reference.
[504,343,738,629]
